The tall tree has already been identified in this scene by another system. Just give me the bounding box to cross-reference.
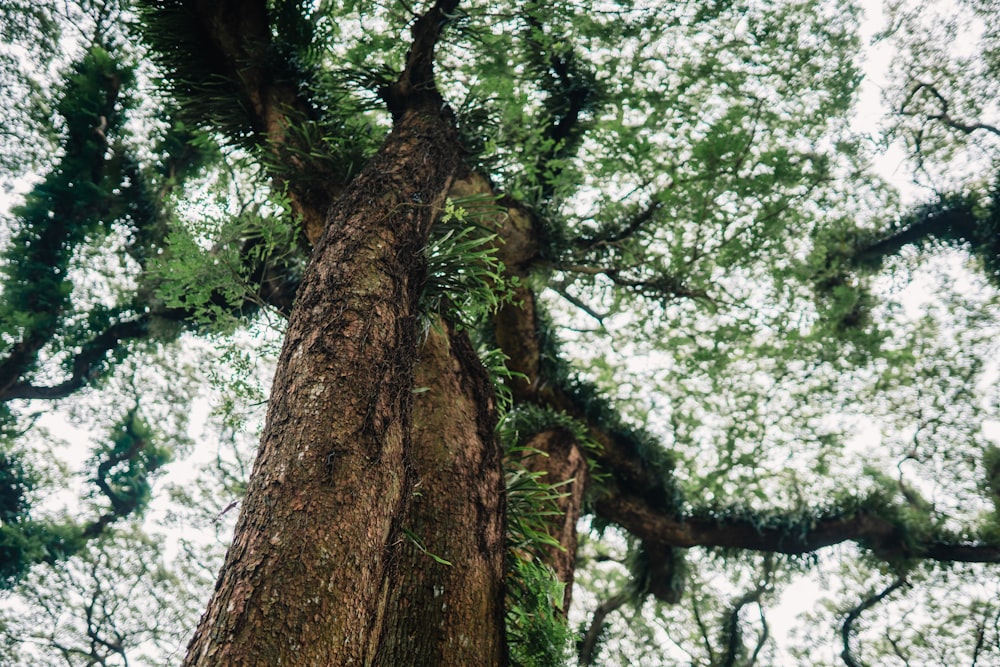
[2,0,1000,664]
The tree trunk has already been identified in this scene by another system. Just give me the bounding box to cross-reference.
[374,323,507,665]
[183,104,506,664]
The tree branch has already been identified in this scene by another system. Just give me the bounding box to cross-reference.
[550,286,607,324]
[850,202,978,272]
[1,317,151,402]
[0,47,124,401]
[575,199,662,250]
[82,409,166,540]
[596,491,1000,563]
[841,577,907,667]
[720,556,773,667]
[578,589,630,666]
[748,603,769,667]
[380,0,462,117]
[901,82,1000,138]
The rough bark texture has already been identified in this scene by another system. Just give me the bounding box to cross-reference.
[519,428,588,610]
[183,106,463,666]
[374,323,507,666]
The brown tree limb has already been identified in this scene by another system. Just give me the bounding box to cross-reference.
[1,318,151,402]
[840,577,907,667]
[380,0,462,117]
[597,491,1000,563]
[375,322,506,665]
[519,427,589,610]
[145,0,339,244]
[578,589,630,666]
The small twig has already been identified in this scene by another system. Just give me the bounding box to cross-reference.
[213,499,240,524]
[551,286,607,324]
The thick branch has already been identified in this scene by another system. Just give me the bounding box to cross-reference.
[851,203,978,271]
[1,318,150,401]
[518,427,589,610]
[380,0,461,117]
[141,0,338,242]
[596,491,1000,563]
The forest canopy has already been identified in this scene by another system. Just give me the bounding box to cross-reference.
[1,0,999,665]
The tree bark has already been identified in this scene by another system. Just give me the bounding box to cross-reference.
[519,428,588,611]
[374,323,507,666]
[183,105,467,665]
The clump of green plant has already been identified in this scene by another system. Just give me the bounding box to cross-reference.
[504,441,573,667]
[421,196,519,332]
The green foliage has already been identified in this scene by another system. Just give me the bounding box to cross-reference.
[0,45,135,355]
[422,197,520,330]
[0,407,173,591]
[506,556,572,667]
[401,527,453,566]
[0,451,41,586]
[0,452,31,527]
[147,188,301,329]
[504,459,569,558]
[88,408,170,518]
[503,439,574,666]
[134,0,258,148]
[137,0,381,193]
